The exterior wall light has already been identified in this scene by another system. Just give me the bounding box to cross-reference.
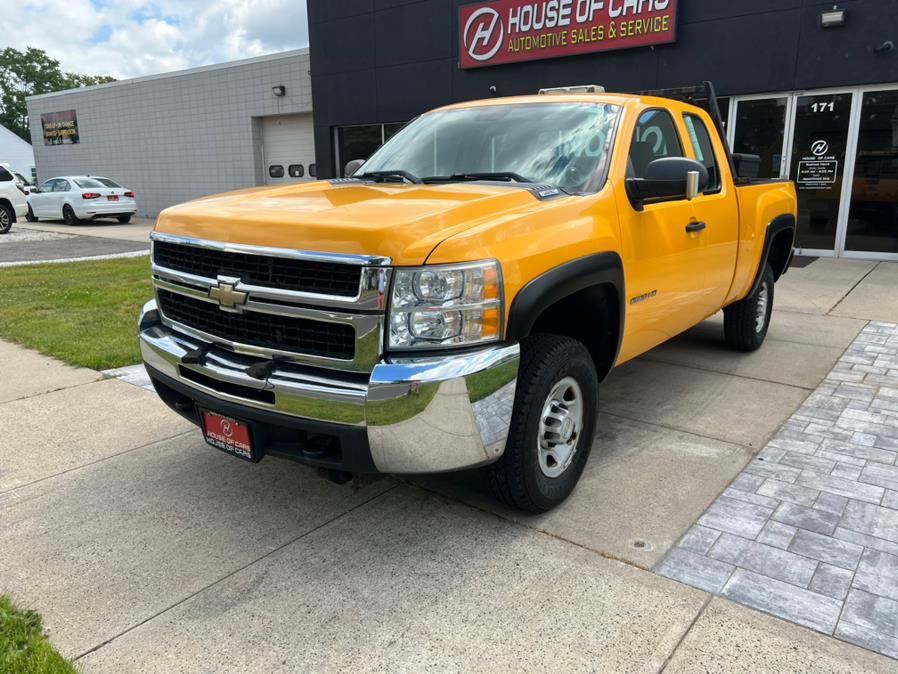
[820,8,847,29]
[272,85,286,97]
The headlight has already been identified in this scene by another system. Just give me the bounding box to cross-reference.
[388,260,503,350]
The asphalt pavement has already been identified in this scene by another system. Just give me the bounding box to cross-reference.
[0,217,153,266]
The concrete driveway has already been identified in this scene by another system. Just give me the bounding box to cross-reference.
[1,258,897,672]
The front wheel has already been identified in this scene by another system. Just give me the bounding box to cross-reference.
[0,203,12,234]
[724,263,775,352]
[62,204,80,226]
[117,215,132,224]
[484,334,598,513]
[25,204,37,222]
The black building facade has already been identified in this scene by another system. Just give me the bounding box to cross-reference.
[308,0,898,258]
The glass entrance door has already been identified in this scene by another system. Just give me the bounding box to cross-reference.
[845,89,898,254]
[788,92,853,251]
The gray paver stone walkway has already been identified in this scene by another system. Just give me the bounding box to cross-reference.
[657,321,898,660]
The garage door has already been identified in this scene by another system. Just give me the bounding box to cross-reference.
[261,113,316,185]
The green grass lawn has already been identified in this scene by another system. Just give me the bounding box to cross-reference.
[0,596,78,674]
[0,256,153,370]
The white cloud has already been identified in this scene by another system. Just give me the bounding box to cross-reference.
[0,0,309,80]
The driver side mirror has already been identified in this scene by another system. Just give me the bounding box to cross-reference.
[626,157,709,212]
[344,158,365,177]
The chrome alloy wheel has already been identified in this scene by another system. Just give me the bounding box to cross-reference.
[0,207,10,233]
[755,281,769,333]
[537,376,584,478]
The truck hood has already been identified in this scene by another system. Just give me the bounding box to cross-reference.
[155,180,552,265]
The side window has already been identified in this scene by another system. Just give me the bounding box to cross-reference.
[40,180,56,192]
[0,167,12,182]
[683,114,722,193]
[628,109,683,179]
[54,180,70,192]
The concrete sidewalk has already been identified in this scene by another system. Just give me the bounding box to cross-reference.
[2,258,898,671]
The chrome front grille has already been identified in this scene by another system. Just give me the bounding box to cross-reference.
[152,239,363,297]
[150,233,390,371]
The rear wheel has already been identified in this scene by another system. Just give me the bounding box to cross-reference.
[117,214,132,224]
[0,203,12,234]
[484,334,598,513]
[25,204,37,222]
[62,204,80,226]
[724,263,775,352]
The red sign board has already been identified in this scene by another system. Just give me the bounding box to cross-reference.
[459,0,678,69]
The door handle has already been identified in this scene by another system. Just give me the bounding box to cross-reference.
[686,221,707,233]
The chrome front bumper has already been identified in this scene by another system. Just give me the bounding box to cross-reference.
[139,300,519,474]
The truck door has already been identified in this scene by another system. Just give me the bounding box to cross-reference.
[679,112,740,315]
[615,108,712,361]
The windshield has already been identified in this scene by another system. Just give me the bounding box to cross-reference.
[360,102,620,193]
[96,178,122,187]
[74,178,106,188]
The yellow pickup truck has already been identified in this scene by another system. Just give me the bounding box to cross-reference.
[139,83,796,512]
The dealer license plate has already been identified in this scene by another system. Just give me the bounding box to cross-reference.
[200,410,255,461]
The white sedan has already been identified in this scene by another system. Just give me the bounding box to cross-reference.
[27,175,137,225]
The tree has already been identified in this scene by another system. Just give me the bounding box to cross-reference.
[0,47,115,142]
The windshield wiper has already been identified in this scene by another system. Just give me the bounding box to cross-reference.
[354,170,422,184]
[454,172,531,183]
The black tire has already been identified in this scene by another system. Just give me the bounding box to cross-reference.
[25,204,37,222]
[484,334,598,513]
[0,203,12,234]
[724,263,775,352]
[62,204,80,226]
[117,215,132,224]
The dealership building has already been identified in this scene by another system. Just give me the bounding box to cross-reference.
[308,0,898,260]
[26,49,316,217]
[25,1,898,259]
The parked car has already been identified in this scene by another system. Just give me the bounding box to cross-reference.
[27,176,137,225]
[0,163,28,234]
[139,82,797,512]
[0,163,33,195]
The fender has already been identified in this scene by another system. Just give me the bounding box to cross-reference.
[506,252,626,376]
[748,213,795,296]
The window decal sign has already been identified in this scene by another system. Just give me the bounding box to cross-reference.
[41,110,79,145]
[459,0,677,69]
[797,139,840,189]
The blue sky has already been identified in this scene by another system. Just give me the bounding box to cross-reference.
[2,1,310,80]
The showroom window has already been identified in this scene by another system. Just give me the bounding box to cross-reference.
[335,122,407,176]
[845,89,898,254]
[732,97,788,179]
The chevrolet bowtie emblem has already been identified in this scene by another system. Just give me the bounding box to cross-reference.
[209,278,248,312]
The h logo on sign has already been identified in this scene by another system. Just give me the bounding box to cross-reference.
[464,7,504,62]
